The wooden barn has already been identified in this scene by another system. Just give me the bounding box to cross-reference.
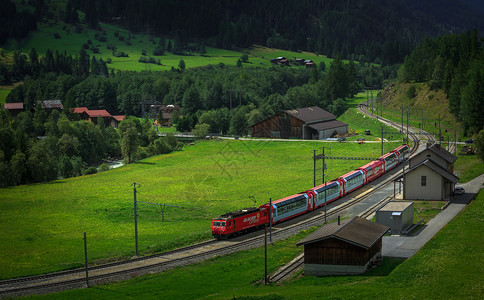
[296,217,389,276]
[250,106,348,139]
[3,102,24,117]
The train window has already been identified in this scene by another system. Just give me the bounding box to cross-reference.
[213,221,221,227]
[228,221,231,226]
[264,212,267,216]
[221,222,226,226]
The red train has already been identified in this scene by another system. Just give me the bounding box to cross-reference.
[212,144,410,239]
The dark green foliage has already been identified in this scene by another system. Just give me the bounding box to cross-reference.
[399,30,483,135]
[476,129,484,162]
[83,166,97,175]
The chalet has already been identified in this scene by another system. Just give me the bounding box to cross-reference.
[304,60,315,68]
[251,106,348,139]
[41,100,63,114]
[3,102,24,117]
[80,109,112,126]
[403,143,459,201]
[296,217,389,276]
[155,104,181,126]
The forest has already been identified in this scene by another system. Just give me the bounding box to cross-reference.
[398,30,483,136]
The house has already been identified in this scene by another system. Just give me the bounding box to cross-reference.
[110,115,125,128]
[404,158,459,201]
[409,143,457,174]
[41,100,63,114]
[403,143,459,200]
[375,201,414,235]
[80,109,112,126]
[296,217,389,276]
[155,104,181,126]
[251,106,348,139]
[3,102,24,117]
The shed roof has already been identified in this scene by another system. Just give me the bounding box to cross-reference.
[41,100,63,109]
[307,119,348,131]
[85,110,111,118]
[112,115,125,122]
[284,106,336,123]
[70,107,89,114]
[378,201,413,212]
[4,102,24,110]
[410,158,459,183]
[296,217,389,249]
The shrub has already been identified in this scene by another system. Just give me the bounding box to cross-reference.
[106,57,112,63]
[153,47,164,56]
[54,33,61,39]
[98,163,110,172]
[137,147,149,160]
[87,39,92,45]
[83,167,97,175]
[141,49,147,56]
[91,47,100,54]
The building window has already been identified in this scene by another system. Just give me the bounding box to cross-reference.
[421,176,427,186]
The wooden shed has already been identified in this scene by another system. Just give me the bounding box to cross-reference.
[296,217,389,276]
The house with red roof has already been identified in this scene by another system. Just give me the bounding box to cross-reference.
[110,115,126,128]
[80,109,112,126]
[3,102,24,117]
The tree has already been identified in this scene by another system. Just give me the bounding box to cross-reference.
[230,108,248,136]
[178,59,185,72]
[170,109,180,125]
[27,140,58,182]
[475,129,484,162]
[460,60,484,136]
[121,127,139,164]
[193,123,210,138]
[10,150,27,185]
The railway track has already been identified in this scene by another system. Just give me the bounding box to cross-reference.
[1,102,428,297]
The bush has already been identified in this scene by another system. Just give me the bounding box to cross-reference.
[91,47,100,54]
[83,167,97,175]
[141,49,147,56]
[98,163,110,172]
[54,33,61,39]
[106,57,112,63]
[153,47,165,56]
[137,147,149,160]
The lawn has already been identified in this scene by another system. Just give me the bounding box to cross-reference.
[0,89,10,107]
[31,188,484,299]
[0,139,399,279]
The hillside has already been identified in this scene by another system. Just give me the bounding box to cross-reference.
[2,0,484,65]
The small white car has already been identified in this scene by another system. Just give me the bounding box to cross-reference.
[454,187,465,195]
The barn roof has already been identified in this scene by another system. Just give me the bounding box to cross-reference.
[284,106,336,123]
[4,102,24,110]
[296,217,389,249]
[307,119,348,131]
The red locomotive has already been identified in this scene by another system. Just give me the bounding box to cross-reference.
[211,144,410,239]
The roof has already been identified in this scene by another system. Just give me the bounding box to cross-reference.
[41,100,63,109]
[85,110,111,118]
[296,217,389,249]
[378,201,413,212]
[410,158,459,183]
[112,115,125,122]
[307,119,348,131]
[70,107,89,114]
[4,102,23,110]
[284,106,336,123]
[426,143,458,164]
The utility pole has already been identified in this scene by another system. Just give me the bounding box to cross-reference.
[269,198,272,243]
[439,114,442,145]
[132,182,140,256]
[313,149,317,187]
[264,224,268,285]
[83,232,89,287]
[401,105,404,133]
[322,147,327,224]
[406,106,409,143]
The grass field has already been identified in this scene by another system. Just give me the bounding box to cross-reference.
[0,89,10,107]
[3,21,334,73]
[31,188,484,299]
[0,139,399,279]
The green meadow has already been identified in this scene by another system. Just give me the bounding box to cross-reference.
[4,22,334,72]
[0,139,399,279]
[31,189,484,299]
